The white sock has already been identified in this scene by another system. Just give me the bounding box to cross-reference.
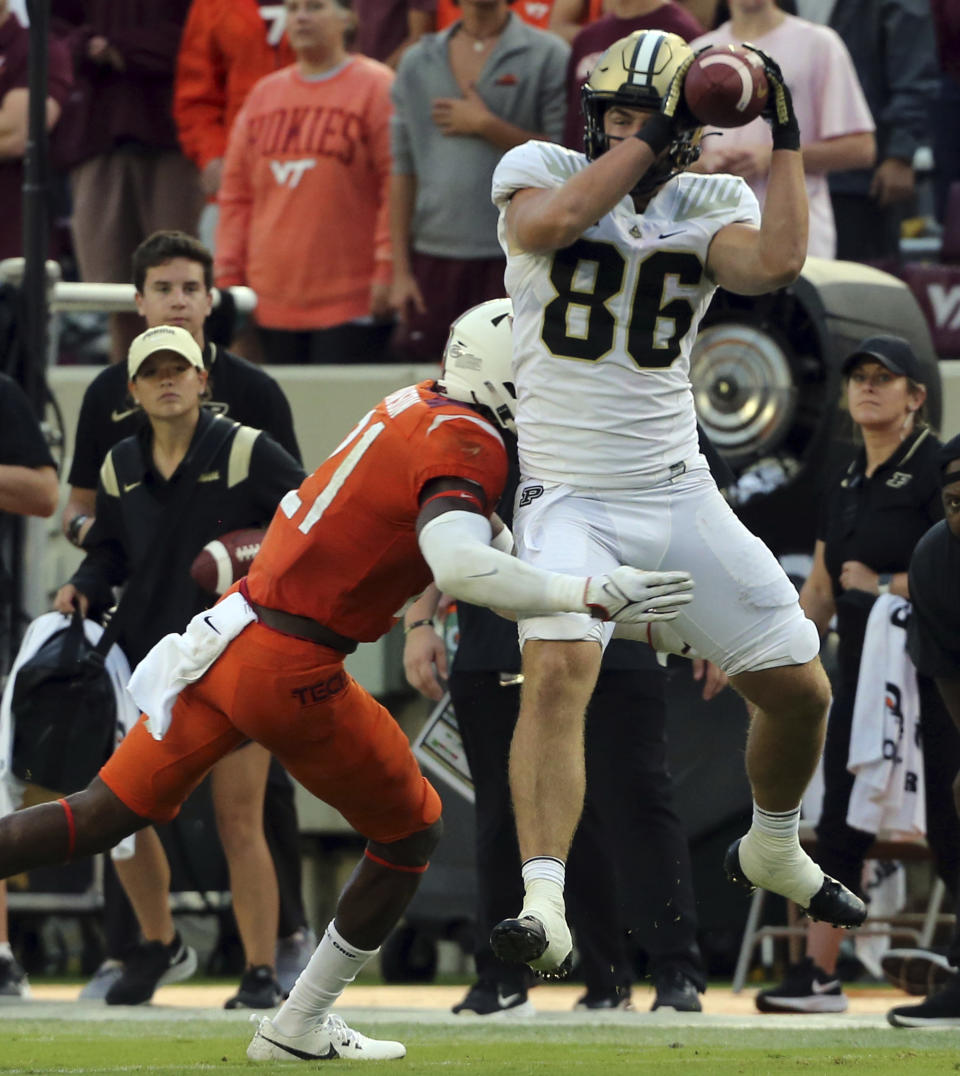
[520,857,566,918]
[521,856,565,890]
[751,803,801,838]
[0,941,12,960]
[272,920,377,1036]
[740,802,822,903]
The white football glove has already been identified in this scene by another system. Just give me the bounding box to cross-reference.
[583,566,693,623]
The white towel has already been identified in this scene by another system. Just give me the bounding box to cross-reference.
[846,594,926,840]
[127,591,256,740]
[854,858,908,978]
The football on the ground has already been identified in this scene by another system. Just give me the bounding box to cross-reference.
[190,528,266,595]
[683,44,769,128]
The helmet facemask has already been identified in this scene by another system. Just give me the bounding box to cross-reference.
[581,30,702,198]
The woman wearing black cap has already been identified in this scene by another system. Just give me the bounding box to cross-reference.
[754,334,960,1014]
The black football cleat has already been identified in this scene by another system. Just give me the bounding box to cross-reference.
[723,837,754,892]
[490,915,573,980]
[724,838,867,928]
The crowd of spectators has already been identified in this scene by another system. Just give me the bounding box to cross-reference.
[0,0,956,366]
[1,0,959,1026]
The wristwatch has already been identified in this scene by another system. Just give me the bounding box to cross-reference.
[67,514,89,548]
[877,573,893,596]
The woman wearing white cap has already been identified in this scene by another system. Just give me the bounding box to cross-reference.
[53,325,306,1010]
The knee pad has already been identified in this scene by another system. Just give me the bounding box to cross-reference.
[367,817,443,871]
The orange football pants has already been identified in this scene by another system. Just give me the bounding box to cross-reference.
[100,620,441,844]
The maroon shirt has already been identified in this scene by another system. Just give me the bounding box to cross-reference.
[0,12,73,259]
[931,0,960,83]
[353,0,436,64]
[50,0,192,168]
[562,5,704,151]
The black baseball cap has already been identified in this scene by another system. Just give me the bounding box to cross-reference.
[841,334,924,383]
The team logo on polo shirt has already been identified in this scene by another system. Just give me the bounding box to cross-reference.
[886,471,913,489]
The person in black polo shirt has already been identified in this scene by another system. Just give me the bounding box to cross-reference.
[0,373,58,998]
[0,374,58,521]
[885,433,960,1028]
[55,325,307,1010]
[756,336,960,1015]
[63,230,299,547]
[60,230,312,1005]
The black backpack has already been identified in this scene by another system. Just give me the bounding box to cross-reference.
[8,416,236,795]
[10,609,117,795]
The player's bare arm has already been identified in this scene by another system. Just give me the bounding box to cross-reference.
[705,49,808,296]
[505,48,696,254]
[504,133,664,254]
[704,150,807,295]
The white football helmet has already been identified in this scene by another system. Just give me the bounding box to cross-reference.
[437,299,516,434]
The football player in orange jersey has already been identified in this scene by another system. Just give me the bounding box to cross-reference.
[0,300,693,1062]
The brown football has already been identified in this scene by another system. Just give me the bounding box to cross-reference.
[684,44,769,128]
[190,528,266,595]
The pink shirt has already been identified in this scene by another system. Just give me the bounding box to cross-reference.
[692,15,874,258]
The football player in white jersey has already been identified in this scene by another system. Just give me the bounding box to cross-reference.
[488,29,868,977]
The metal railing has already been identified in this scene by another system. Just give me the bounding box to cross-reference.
[0,256,256,315]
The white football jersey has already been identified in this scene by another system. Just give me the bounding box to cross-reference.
[492,140,760,488]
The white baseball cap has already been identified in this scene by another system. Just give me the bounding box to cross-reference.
[128,325,205,379]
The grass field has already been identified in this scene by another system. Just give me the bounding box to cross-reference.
[1,984,957,1075]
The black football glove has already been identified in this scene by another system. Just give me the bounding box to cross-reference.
[634,50,698,157]
[742,43,800,152]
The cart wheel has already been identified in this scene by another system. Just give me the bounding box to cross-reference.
[380,924,438,983]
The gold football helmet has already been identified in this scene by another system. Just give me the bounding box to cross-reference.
[582,30,701,195]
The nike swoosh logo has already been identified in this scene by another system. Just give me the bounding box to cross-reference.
[203,615,221,635]
[498,992,522,1008]
[261,1034,337,1061]
[659,230,684,239]
[111,407,140,423]
[812,979,841,994]
[123,481,141,492]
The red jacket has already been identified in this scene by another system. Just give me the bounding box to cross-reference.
[174,0,294,171]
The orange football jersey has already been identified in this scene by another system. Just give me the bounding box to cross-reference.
[246,382,507,641]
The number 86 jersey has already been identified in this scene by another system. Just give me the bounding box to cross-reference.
[492,140,760,489]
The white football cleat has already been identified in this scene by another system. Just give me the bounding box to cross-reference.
[247,1014,406,1062]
